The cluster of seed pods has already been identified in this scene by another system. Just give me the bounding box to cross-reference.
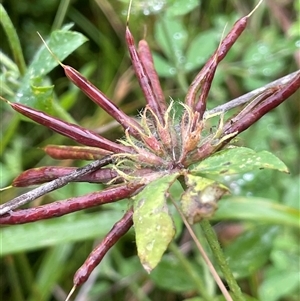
[1,1,299,299]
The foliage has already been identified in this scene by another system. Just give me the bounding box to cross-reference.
[0,1,299,301]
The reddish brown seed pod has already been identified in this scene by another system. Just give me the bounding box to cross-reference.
[73,207,134,286]
[185,9,257,111]
[8,101,133,154]
[43,145,112,160]
[223,73,300,137]
[63,65,144,139]
[138,39,167,117]
[0,183,143,225]
[125,27,166,125]
[12,166,119,187]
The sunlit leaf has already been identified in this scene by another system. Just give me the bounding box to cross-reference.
[166,0,200,17]
[133,173,179,272]
[185,30,218,72]
[190,147,289,175]
[154,16,187,67]
[16,29,87,113]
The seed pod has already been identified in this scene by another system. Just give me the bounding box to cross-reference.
[12,166,119,187]
[43,145,112,160]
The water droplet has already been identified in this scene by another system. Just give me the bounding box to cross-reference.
[251,53,262,62]
[237,179,245,186]
[185,62,193,70]
[243,173,254,181]
[173,32,183,40]
[258,44,268,54]
[168,67,176,75]
[262,68,272,76]
[267,123,275,131]
[295,40,300,48]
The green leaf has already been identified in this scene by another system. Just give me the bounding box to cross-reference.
[154,16,187,67]
[153,52,177,77]
[259,269,300,301]
[224,226,279,279]
[212,197,300,228]
[149,256,202,292]
[185,30,218,72]
[0,210,123,256]
[16,29,88,113]
[181,174,229,224]
[133,173,179,272]
[166,0,200,17]
[190,147,289,175]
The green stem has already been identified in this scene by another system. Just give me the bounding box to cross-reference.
[169,242,214,301]
[200,219,245,301]
[51,0,71,31]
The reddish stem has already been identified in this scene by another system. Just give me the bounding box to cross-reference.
[0,184,142,225]
[73,207,134,286]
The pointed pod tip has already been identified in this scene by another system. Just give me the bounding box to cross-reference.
[0,95,10,104]
[247,0,264,18]
[37,31,64,68]
[65,284,77,301]
[0,185,12,192]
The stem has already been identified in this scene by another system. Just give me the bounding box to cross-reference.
[200,219,245,301]
[169,242,214,301]
[205,71,300,116]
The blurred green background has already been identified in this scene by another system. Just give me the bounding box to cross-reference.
[0,0,299,301]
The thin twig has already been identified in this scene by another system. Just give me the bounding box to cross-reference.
[170,196,233,301]
[205,71,300,117]
[0,156,113,215]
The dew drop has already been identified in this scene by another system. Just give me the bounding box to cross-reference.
[258,44,268,54]
[262,68,272,76]
[243,173,254,181]
[173,32,183,40]
[168,67,176,75]
[295,40,300,48]
[251,53,262,62]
